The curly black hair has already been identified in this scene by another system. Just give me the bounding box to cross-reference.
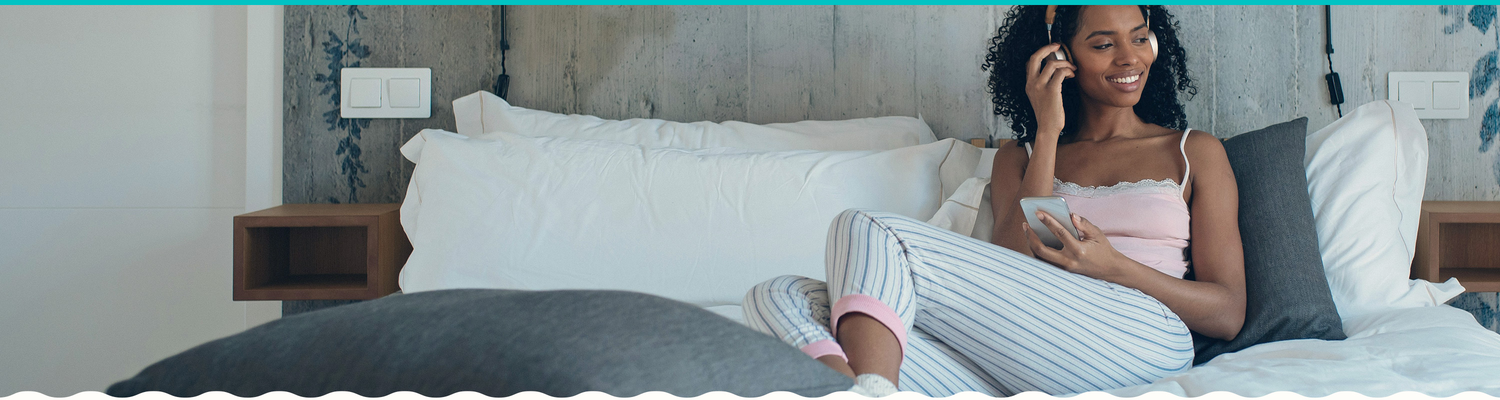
[981,5,1197,146]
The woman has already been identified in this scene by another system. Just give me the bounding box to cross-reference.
[743,5,1244,396]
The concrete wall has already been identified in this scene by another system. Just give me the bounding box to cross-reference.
[283,5,1500,203]
[283,5,503,204]
[281,5,1500,329]
[0,6,252,395]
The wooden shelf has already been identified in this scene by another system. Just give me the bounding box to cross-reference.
[233,204,411,301]
[1412,201,1500,293]
[248,274,369,290]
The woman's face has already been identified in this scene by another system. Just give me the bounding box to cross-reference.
[1066,5,1155,108]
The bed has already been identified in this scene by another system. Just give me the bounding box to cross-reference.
[111,92,1500,397]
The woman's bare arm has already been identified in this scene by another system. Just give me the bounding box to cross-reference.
[1022,131,1246,340]
[990,135,1066,259]
[1104,131,1246,340]
[990,144,1039,256]
[992,43,1077,256]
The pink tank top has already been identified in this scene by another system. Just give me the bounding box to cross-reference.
[1025,130,1193,279]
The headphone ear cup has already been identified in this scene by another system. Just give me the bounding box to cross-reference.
[1148,31,1159,58]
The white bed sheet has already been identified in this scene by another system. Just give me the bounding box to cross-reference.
[709,304,1500,396]
[1107,305,1500,397]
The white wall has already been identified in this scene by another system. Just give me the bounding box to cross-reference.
[244,5,285,329]
[0,6,252,395]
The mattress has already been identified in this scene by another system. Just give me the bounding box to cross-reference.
[709,303,1500,396]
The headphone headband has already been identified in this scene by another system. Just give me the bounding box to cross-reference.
[1043,5,1157,61]
[1044,6,1153,35]
[1045,5,1058,42]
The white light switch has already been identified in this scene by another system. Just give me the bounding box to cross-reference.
[340,68,432,119]
[1433,81,1466,110]
[1389,72,1469,119]
[1397,81,1431,109]
[388,78,421,108]
[348,78,383,108]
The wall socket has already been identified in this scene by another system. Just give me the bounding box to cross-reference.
[1388,71,1469,119]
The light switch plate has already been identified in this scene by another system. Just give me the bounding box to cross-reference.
[340,68,431,119]
[1388,71,1469,119]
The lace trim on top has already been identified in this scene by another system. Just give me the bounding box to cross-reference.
[1053,177,1181,198]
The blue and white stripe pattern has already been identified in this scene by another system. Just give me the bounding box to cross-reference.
[744,209,1194,396]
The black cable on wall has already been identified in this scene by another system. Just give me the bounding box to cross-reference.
[494,5,511,99]
[1325,5,1345,118]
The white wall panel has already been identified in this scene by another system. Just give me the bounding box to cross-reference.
[0,5,249,395]
[0,209,246,395]
[245,5,285,329]
[0,6,245,210]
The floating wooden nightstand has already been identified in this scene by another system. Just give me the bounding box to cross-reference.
[1413,201,1500,292]
[233,204,412,301]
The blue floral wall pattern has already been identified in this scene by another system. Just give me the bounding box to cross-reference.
[313,6,371,204]
[1439,4,1500,334]
[1447,6,1500,179]
[284,6,499,205]
[1450,292,1500,331]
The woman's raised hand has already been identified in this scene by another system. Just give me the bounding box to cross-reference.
[1025,43,1075,139]
[1022,212,1129,282]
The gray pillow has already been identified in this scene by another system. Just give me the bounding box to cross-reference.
[106,289,852,397]
[1190,117,1346,365]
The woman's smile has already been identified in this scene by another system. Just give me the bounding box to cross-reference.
[1106,70,1145,92]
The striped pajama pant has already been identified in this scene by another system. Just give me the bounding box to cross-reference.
[743,209,1194,396]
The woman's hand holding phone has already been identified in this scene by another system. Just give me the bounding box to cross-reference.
[1022,212,1131,282]
[1025,43,1076,139]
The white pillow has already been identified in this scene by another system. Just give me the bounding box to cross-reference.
[452,90,935,151]
[927,177,989,237]
[926,144,997,243]
[398,130,971,307]
[1304,100,1464,318]
[972,148,998,244]
[975,148,998,180]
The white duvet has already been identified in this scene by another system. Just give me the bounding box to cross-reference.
[1105,305,1500,397]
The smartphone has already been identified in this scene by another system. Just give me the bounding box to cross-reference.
[1019,196,1080,250]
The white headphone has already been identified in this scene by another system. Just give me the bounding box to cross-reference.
[1046,5,1158,62]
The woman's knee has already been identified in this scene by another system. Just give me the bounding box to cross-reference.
[743,275,820,313]
[833,208,892,227]
[829,209,905,244]
[830,209,865,238]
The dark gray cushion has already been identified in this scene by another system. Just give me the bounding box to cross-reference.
[106,289,852,397]
[1190,117,1346,365]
